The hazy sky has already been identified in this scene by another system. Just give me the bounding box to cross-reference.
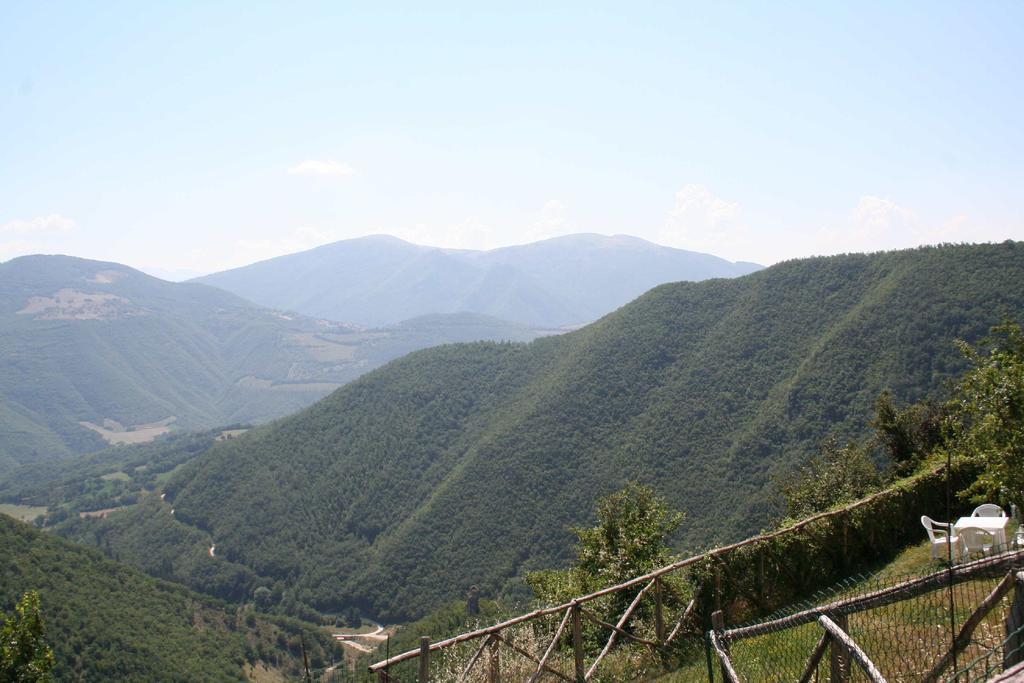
[1,2,1021,277]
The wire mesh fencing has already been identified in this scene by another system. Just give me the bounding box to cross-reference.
[960,622,1024,682]
[716,551,1024,683]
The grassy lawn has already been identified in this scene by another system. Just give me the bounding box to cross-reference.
[154,462,189,485]
[0,503,48,522]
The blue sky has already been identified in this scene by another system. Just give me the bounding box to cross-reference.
[1,2,1021,276]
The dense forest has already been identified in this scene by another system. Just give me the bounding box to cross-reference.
[126,242,1024,622]
[0,514,338,680]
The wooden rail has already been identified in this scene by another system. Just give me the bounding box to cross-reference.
[369,464,955,675]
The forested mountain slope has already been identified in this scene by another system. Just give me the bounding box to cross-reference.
[158,243,1024,621]
[0,514,335,680]
[0,255,545,472]
[194,233,762,327]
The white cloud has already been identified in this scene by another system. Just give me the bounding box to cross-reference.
[286,160,356,177]
[850,196,917,233]
[659,184,745,253]
[802,195,924,257]
[0,214,77,234]
[0,215,78,263]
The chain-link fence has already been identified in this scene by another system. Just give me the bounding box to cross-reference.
[713,551,1024,683]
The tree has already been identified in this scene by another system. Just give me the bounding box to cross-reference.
[253,586,273,611]
[777,439,882,519]
[0,591,55,683]
[527,482,683,612]
[947,320,1024,511]
[870,391,948,475]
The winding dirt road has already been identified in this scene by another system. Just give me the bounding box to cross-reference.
[333,621,387,653]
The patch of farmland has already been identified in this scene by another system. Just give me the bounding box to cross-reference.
[80,416,176,445]
[0,503,48,522]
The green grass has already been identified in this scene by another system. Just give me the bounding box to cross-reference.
[0,503,47,522]
[154,461,188,484]
[659,536,1022,681]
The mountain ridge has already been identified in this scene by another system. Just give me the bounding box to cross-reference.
[154,242,1024,620]
[193,233,763,327]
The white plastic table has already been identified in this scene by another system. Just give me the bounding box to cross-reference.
[954,516,1009,550]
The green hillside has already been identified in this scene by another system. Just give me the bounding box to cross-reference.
[0,513,338,681]
[0,255,547,473]
[93,244,1024,622]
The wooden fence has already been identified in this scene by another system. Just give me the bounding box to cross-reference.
[368,462,988,681]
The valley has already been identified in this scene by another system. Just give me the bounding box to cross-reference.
[5,7,1020,679]
[3,241,1023,680]
[21,242,1022,626]
[0,256,554,473]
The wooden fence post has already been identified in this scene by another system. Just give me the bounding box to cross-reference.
[1007,572,1024,670]
[715,564,723,612]
[842,515,850,569]
[419,636,430,682]
[829,614,850,683]
[757,552,766,603]
[704,610,716,683]
[571,603,585,683]
[488,634,500,683]
[712,610,729,682]
[655,578,666,644]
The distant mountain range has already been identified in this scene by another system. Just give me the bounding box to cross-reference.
[194,233,763,327]
[0,255,547,473]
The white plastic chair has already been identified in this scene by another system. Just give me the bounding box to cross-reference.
[959,526,997,558]
[921,516,960,561]
[971,503,1006,518]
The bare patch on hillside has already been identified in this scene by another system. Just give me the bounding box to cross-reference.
[235,376,342,392]
[78,506,128,519]
[216,428,249,441]
[287,332,360,361]
[17,288,144,320]
[80,416,176,444]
